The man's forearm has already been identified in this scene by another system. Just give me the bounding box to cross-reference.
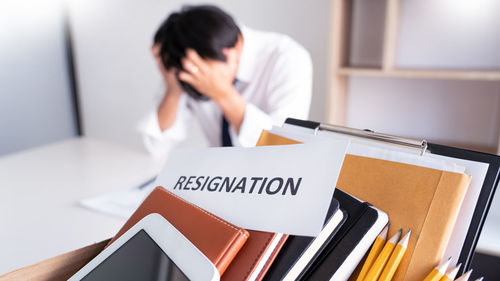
[215,86,246,133]
[157,90,182,131]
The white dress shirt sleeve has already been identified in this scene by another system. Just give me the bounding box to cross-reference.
[236,42,313,147]
[137,94,191,158]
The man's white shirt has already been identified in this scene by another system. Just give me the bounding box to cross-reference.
[139,25,312,157]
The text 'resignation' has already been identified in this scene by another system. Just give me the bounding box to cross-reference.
[173,176,302,196]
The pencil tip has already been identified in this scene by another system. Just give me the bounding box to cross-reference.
[455,270,473,281]
[445,264,461,279]
[438,258,452,273]
[379,226,389,239]
[388,229,402,243]
[399,229,411,246]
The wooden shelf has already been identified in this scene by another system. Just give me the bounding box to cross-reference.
[338,67,500,81]
[327,0,500,155]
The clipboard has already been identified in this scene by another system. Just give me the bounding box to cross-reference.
[283,117,500,276]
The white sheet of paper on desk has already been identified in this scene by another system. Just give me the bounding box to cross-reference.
[80,182,156,219]
[155,142,348,236]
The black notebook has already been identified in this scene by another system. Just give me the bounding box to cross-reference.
[301,189,388,281]
[263,198,346,281]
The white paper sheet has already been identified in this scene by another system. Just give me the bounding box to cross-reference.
[80,181,157,219]
[155,141,348,236]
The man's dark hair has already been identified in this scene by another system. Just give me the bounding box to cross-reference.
[154,5,240,71]
[153,5,240,100]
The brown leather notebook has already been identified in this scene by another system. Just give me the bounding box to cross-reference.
[107,187,249,276]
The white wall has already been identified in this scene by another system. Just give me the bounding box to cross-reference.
[348,0,500,153]
[0,0,78,156]
[397,0,500,69]
[68,0,331,149]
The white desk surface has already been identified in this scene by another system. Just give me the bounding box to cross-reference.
[0,137,163,275]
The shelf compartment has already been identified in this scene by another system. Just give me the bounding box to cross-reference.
[338,67,500,81]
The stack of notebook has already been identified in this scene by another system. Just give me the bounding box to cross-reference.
[112,186,388,281]
[263,189,388,281]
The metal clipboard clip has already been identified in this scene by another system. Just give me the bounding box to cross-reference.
[286,118,428,155]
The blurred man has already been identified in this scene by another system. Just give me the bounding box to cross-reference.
[139,5,312,157]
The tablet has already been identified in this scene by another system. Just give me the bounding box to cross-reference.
[68,213,219,281]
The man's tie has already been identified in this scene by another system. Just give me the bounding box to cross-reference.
[221,79,239,146]
[221,116,232,146]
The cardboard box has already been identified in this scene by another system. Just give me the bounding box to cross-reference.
[0,240,109,281]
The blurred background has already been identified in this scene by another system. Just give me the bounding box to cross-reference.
[1,0,499,278]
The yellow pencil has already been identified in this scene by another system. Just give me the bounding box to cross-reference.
[356,226,389,281]
[378,229,411,281]
[422,258,451,281]
[363,229,402,281]
[454,269,473,281]
[438,263,460,281]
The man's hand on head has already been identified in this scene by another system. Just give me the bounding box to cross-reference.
[178,48,238,103]
[151,44,182,97]
[179,48,246,132]
[152,44,184,132]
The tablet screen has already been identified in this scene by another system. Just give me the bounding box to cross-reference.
[82,230,189,281]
